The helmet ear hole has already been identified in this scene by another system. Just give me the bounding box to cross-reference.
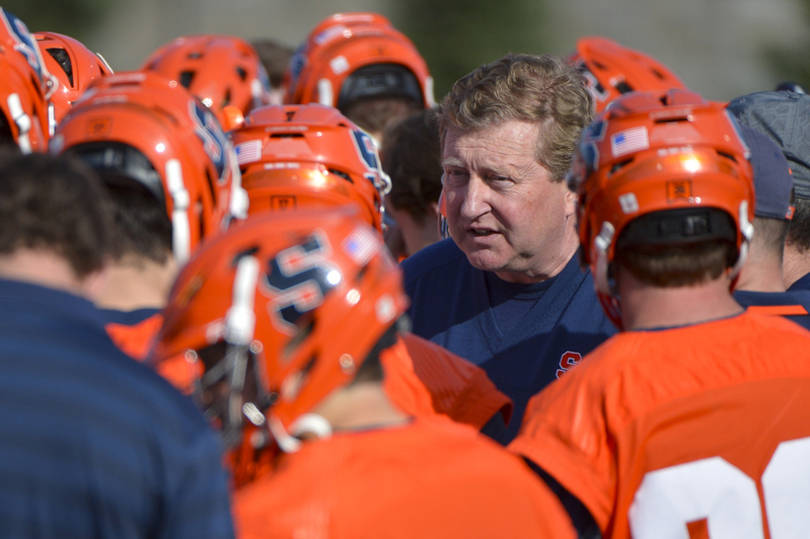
[46,48,73,84]
[179,71,195,89]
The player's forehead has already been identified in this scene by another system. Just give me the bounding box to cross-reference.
[442,120,540,169]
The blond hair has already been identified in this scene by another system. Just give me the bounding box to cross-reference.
[438,53,594,182]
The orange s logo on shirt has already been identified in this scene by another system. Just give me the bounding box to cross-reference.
[556,351,582,379]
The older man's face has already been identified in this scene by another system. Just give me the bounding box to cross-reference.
[441,120,578,283]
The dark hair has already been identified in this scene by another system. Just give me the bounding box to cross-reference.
[107,184,173,264]
[342,96,423,136]
[0,150,114,277]
[616,240,737,288]
[752,216,790,262]
[613,207,740,287]
[787,198,810,252]
[66,141,172,264]
[350,319,400,385]
[249,38,294,88]
[381,109,442,224]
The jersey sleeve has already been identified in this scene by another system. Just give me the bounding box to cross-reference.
[509,348,617,531]
[383,333,512,429]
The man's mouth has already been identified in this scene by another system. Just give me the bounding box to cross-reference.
[469,228,496,237]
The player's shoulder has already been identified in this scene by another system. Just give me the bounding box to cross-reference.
[400,238,467,285]
[736,308,810,345]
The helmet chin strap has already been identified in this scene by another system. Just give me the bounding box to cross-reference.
[317,78,333,107]
[593,221,616,296]
[7,93,32,154]
[268,414,333,453]
[729,200,754,282]
[424,76,435,107]
[165,159,191,264]
[592,221,623,329]
[224,141,249,227]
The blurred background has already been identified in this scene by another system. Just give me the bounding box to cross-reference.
[7,0,810,103]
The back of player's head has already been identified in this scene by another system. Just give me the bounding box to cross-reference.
[0,9,54,154]
[150,207,408,458]
[567,36,687,113]
[229,103,389,232]
[439,53,594,183]
[34,31,113,128]
[249,38,294,101]
[727,91,810,252]
[283,12,433,134]
[142,35,272,125]
[569,89,754,326]
[381,108,442,224]
[53,70,247,264]
[0,150,114,278]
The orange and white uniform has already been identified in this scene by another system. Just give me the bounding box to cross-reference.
[382,333,512,429]
[510,311,810,538]
[235,416,574,539]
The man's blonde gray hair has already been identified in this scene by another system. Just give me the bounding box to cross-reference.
[438,53,594,182]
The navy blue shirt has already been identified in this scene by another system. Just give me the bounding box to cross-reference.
[788,272,810,292]
[402,239,616,442]
[0,279,234,539]
[734,289,810,330]
[99,307,161,325]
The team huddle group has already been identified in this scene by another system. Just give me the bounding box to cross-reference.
[2,5,810,538]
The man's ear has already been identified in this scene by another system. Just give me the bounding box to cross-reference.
[564,187,578,218]
[427,201,440,220]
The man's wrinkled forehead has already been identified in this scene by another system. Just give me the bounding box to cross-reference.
[441,118,545,163]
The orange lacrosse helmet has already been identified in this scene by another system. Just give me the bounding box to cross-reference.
[230,103,389,231]
[52,70,247,263]
[34,32,113,128]
[0,8,54,153]
[284,12,434,112]
[568,37,687,113]
[142,35,272,125]
[568,89,754,327]
[150,207,408,458]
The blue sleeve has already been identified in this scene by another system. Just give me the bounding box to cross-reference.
[158,429,235,539]
[523,458,602,539]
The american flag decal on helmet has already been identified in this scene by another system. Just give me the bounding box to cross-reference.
[342,226,378,266]
[235,140,262,165]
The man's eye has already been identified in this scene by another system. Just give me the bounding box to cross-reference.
[444,169,467,179]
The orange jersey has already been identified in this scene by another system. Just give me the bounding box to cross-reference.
[103,310,164,361]
[382,333,512,429]
[510,311,810,539]
[235,416,575,539]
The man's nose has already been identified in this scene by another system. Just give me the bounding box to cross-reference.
[459,176,489,219]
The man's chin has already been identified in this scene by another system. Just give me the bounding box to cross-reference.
[463,249,506,274]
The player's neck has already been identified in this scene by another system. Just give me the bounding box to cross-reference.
[95,254,178,311]
[618,268,743,331]
[0,248,105,299]
[314,381,411,433]
[733,250,786,293]
[782,243,810,289]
